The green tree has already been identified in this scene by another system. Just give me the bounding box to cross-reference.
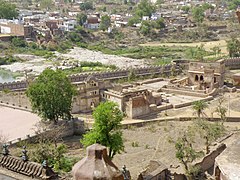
[181,5,190,13]
[140,20,151,35]
[211,46,221,57]
[135,0,156,18]
[194,119,225,154]
[192,100,208,118]
[226,38,240,57]
[100,15,111,31]
[40,0,53,10]
[202,2,214,11]
[80,1,93,11]
[227,0,240,10]
[76,13,87,26]
[192,6,205,24]
[128,69,136,81]
[195,44,206,61]
[11,37,27,47]
[215,97,227,125]
[153,18,165,29]
[175,132,203,176]
[0,0,18,19]
[128,15,141,26]
[81,101,124,159]
[26,69,76,123]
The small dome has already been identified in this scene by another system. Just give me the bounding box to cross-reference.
[72,144,124,180]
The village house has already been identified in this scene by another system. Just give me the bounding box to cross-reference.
[0,20,34,40]
[85,15,100,29]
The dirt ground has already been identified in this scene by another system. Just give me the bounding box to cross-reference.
[70,92,240,179]
[140,39,229,55]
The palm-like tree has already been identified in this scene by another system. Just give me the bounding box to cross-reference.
[192,100,208,117]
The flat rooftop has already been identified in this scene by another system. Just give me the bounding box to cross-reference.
[215,139,240,180]
[140,80,169,91]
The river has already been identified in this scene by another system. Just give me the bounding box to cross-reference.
[0,69,15,83]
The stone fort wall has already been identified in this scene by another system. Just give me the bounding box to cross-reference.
[224,57,240,69]
[0,64,175,91]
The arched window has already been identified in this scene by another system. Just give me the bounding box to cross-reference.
[195,75,199,81]
[200,75,204,81]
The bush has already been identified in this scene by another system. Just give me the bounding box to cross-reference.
[11,37,27,47]
[0,55,20,65]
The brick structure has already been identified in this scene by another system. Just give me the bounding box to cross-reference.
[72,144,124,180]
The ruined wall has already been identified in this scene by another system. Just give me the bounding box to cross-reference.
[126,96,150,118]
[195,144,226,174]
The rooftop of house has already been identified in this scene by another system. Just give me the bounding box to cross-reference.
[215,139,240,179]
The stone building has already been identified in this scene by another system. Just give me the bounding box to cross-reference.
[72,75,113,113]
[187,60,225,92]
[103,86,162,118]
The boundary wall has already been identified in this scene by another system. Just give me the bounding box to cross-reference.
[0,64,176,91]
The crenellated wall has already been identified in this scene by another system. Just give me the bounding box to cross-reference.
[0,64,176,91]
[224,57,240,69]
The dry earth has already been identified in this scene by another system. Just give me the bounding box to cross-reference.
[140,39,229,55]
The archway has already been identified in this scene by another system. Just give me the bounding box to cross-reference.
[195,75,199,81]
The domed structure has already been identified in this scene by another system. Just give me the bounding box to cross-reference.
[72,144,124,180]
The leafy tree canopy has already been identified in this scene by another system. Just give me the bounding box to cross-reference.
[192,100,208,118]
[81,101,124,159]
[226,38,240,57]
[192,6,205,24]
[227,0,240,10]
[135,0,156,18]
[0,0,18,19]
[76,13,87,26]
[11,37,27,48]
[80,1,93,11]
[100,15,111,31]
[26,69,76,123]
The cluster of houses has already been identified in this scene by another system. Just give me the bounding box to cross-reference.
[0,0,238,42]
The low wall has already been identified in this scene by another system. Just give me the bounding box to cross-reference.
[121,116,240,129]
[162,88,208,98]
[173,96,213,109]
[7,118,85,146]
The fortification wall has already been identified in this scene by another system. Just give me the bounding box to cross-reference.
[0,64,176,91]
[224,57,240,69]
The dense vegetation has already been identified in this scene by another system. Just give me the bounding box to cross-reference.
[0,0,18,19]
